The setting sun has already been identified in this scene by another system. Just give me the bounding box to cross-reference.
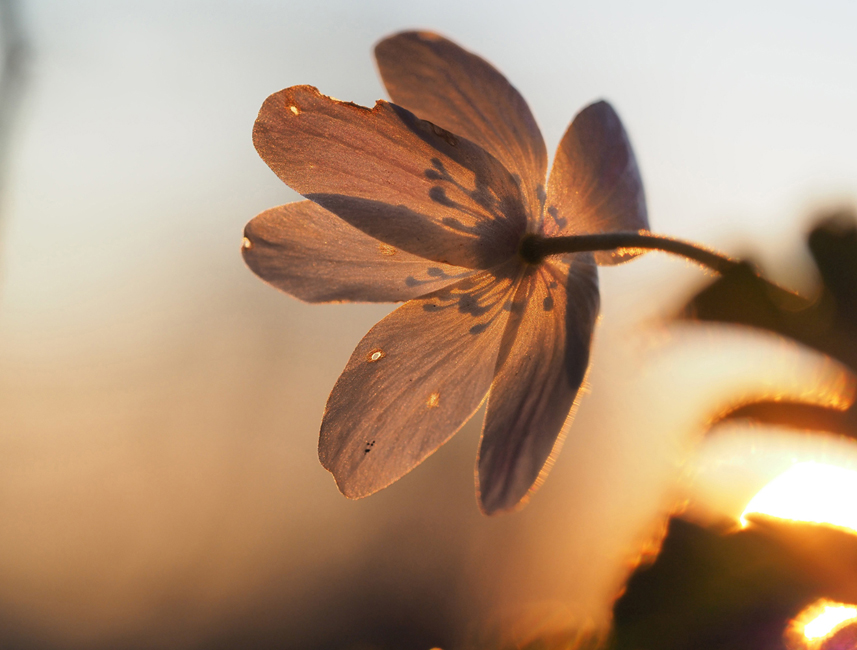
[741,463,857,533]
[786,599,857,649]
[804,604,857,640]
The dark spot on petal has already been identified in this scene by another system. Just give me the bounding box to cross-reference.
[547,205,568,229]
[429,186,455,207]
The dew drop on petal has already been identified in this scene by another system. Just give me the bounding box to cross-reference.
[289,105,300,115]
[426,392,440,408]
[242,237,253,250]
[378,243,397,256]
[367,349,386,363]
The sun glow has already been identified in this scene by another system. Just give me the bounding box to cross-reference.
[804,604,857,640]
[786,599,857,648]
[741,462,857,533]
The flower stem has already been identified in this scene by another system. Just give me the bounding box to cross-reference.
[522,232,738,274]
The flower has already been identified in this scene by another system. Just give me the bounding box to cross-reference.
[242,31,648,514]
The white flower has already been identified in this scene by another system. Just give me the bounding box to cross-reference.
[243,31,648,513]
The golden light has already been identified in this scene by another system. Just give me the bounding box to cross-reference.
[786,599,857,649]
[804,604,857,640]
[741,462,857,533]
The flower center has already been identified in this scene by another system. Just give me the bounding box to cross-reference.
[517,234,544,265]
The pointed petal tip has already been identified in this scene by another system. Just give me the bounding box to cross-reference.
[583,98,616,114]
[333,475,372,501]
[317,266,520,508]
[476,453,538,516]
[546,94,648,242]
[477,492,527,516]
[373,29,547,221]
[320,434,412,501]
[319,442,372,500]
[476,473,537,515]
[253,85,380,154]
[375,29,446,51]
[240,228,253,257]
[241,201,474,304]
[473,261,598,516]
[333,473,371,501]
[574,99,625,132]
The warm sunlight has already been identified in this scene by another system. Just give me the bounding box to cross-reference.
[804,604,857,640]
[741,462,857,533]
[786,599,857,648]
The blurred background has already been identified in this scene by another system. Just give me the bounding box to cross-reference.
[0,1,855,648]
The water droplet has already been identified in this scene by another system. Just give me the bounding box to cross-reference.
[378,243,397,256]
[426,392,440,408]
[242,237,253,250]
[289,105,300,115]
[366,349,385,363]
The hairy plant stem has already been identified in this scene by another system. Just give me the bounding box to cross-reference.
[521,231,738,274]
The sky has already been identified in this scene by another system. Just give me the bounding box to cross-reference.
[0,1,855,648]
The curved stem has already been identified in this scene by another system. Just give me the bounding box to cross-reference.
[521,232,738,274]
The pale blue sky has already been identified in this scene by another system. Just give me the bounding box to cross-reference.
[2,0,855,346]
[3,0,855,343]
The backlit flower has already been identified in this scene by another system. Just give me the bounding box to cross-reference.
[242,31,648,513]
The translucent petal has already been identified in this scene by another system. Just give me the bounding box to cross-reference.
[477,254,599,514]
[242,201,473,303]
[375,31,548,224]
[253,85,527,269]
[545,101,649,265]
[319,260,524,498]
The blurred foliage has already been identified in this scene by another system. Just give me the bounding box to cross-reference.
[681,208,857,440]
[465,514,857,650]
[608,516,857,650]
[589,213,857,650]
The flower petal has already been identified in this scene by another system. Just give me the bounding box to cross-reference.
[319,260,523,498]
[545,101,648,265]
[375,31,547,223]
[477,255,599,514]
[242,201,473,303]
[253,85,527,269]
